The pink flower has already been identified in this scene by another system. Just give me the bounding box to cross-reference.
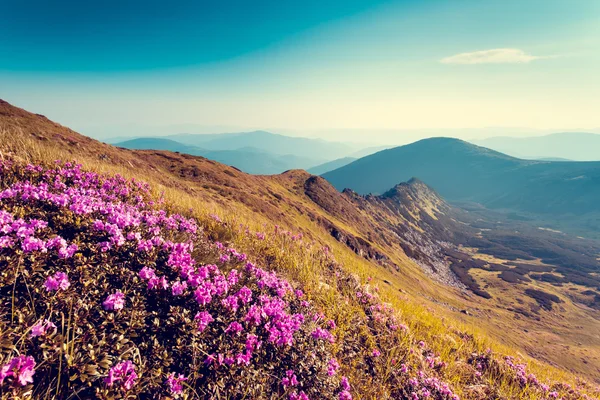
[44,271,70,292]
[166,373,187,396]
[282,369,298,387]
[103,291,125,311]
[311,327,335,343]
[194,285,212,306]
[105,360,137,391]
[30,319,57,338]
[372,349,381,357]
[171,281,187,296]
[58,244,78,259]
[237,286,253,304]
[340,376,351,391]
[139,266,156,280]
[147,275,169,290]
[194,311,214,332]
[0,355,36,386]
[289,391,310,400]
[327,358,340,376]
[225,321,243,335]
[339,391,352,400]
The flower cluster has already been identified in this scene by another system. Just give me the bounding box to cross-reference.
[0,161,349,399]
[0,356,36,387]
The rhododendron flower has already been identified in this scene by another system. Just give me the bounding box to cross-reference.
[0,355,36,386]
[194,286,212,306]
[103,291,125,311]
[147,275,169,290]
[340,376,350,391]
[105,360,137,390]
[339,391,352,400]
[166,373,187,396]
[57,244,78,259]
[30,319,57,338]
[282,369,298,387]
[0,235,15,248]
[44,271,70,292]
[195,311,214,332]
[171,281,187,296]
[327,358,340,376]
[225,321,243,335]
[245,334,262,352]
[236,351,252,366]
[139,266,156,280]
[237,286,253,304]
[311,327,335,343]
[289,391,310,400]
[21,236,47,253]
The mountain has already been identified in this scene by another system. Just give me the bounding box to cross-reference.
[472,132,600,161]
[307,157,357,175]
[323,137,600,236]
[163,130,359,160]
[1,99,600,394]
[115,137,326,174]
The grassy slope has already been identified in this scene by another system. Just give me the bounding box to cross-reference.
[0,99,598,398]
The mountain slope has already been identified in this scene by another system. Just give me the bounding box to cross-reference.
[323,137,600,236]
[473,132,600,161]
[1,99,599,394]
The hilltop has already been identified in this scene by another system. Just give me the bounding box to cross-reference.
[1,99,599,398]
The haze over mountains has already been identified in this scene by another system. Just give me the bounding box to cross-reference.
[114,131,383,174]
[472,132,600,161]
[116,137,327,174]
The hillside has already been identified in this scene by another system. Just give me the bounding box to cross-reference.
[322,138,600,237]
[115,137,325,174]
[473,132,600,161]
[1,99,599,398]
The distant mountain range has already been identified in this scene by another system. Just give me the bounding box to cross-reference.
[114,131,389,175]
[115,137,326,174]
[472,132,600,161]
[322,137,600,237]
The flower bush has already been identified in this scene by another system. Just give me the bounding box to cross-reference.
[0,161,347,399]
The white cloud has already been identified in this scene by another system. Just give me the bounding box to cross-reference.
[440,48,548,65]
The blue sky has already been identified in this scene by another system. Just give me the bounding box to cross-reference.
[1,0,599,142]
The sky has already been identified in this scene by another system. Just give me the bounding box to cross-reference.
[1,0,599,143]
